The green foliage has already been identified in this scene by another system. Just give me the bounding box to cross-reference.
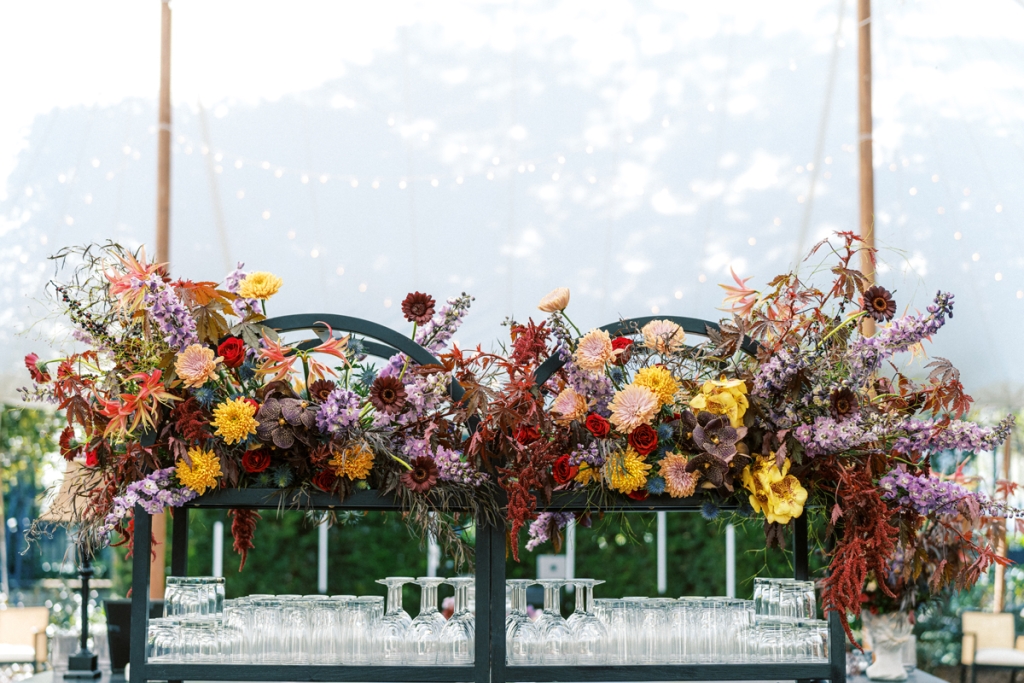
[1,405,61,492]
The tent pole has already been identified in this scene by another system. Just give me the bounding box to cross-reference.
[858,0,876,337]
[994,434,1012,612]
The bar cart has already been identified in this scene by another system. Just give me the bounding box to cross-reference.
[128,314,846,683]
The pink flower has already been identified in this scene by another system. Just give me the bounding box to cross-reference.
[574,329,614,372]
[641,319,686,354]
[608,384,659,433]
[660,453,699,498]
[551,387,590,425]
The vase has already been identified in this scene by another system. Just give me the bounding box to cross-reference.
[862,611,913,681]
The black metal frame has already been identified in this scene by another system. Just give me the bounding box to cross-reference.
[128,314,846,683]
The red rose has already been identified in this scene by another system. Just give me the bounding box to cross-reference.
[243,398,259,410]
[584,413,611,439]
[611,337,633,366]
[552,454,579,485]
[514,425,540,444]
[217,337,246,369]
[242,449,271,474]
[628,423,659,456]
[25,353,50,383]
[312,469,337,492]
[627,489,649,501]
[84,450,99,468]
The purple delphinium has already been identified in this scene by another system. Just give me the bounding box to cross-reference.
[434,445,488,486]
[568,442,604,468]
[315,387,362,434]
[878,466,985,516]
[564,357,614,416]
[525,512,575,551]
[892,415,1015,456]
[795,415,878,458]
[225,262,260,318]
[135,275,199,351]
[846,291,955,384]
[380,294,474,379]
[99,468,198,539]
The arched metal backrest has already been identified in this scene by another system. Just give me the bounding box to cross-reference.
[533,315,758,386]
[262,313,465,402]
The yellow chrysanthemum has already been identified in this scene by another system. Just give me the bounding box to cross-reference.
[741,454,808,525]
[329,443,375,480]
[238,271,283,300]
[574,462,602,486]
[176,447,222,495]
[689,378,749,428]
[632,366,680,407]
[174,344,221,388]
[211,398,258,445]
[608,384,660,433]
[605,446,652,494]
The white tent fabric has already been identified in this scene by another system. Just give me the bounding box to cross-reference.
[2,0,1024,406]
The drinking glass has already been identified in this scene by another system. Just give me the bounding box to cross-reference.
[569,579,606,665]
[506,580,540,665]
[406,577,446,665]
[281,595,312,663]
[596,598,629,665]
[330,595,355,662]
[180,618,219,662]
[376,577,414,664]
[756,621,797,662]
[251,596,284,664]
[439,577,475,665]
[535,579,576,665]
[345,596,382,664]
[753,578,769,615]
[310,598,341,664]
[146,618,181,662]
[794,618,829,662]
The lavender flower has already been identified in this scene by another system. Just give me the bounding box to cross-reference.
[795,415,878,458]
[134,275,199,351]
[568,442,604,468]
[225,262,260,318]
[99,468,197,539]
[846,291,955,384]
[892,415,1014,456]
[525,512,574,551]
[434,445,488,486]
[315,387,362,435]
[878,466,985,516]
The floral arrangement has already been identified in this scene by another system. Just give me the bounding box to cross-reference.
[503,233,1016,641]
[23,235,1019,644]
[23,243,496,568]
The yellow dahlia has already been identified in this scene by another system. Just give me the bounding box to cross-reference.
[551,387,590,425]
[329,443,375,480]
[608,384,660,433]
[538,287,570,313]
[741,454,808,525]
[238,271,283,300]
[659,452,699,498]
[689,378,749,428]
[176,447,222,495]
[632,366,680,407]
[211,397,258,445]
[641,319,686,354]
[574,329,614,372]
[605,446,651,494]
[174,344,221,388]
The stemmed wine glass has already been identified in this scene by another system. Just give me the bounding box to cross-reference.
[506,579,539,665]
[405,577,447,665]
[439,577,475,665]
[535,579,576,665]
[569,579,607,664]
[376,577,414,664]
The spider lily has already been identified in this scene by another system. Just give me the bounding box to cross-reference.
[105,247,164,314]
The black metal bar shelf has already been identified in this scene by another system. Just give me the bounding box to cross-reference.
[504,663,832,682]
[141,664,475,682]
[127,314,845,683]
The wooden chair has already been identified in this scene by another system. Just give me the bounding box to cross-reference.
[962,612,1024,683]
[0,606,49,672]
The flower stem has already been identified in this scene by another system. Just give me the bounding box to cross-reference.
[301,355,310,400]
[561,312,583,338]
[818,310,867,348]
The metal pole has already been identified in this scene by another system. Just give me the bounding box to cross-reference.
[151,0,173,601]
[656,511,667,594]
[318,520,328,593]
[726,524,736,598]
[994,435,1012,612]
[65,542,100,679]
[566,518,576,583]
[858,0,876,337]
[212,521,223,578]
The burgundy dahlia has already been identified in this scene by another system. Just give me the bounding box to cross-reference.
[401,292,436,324]
[369,376,408,415]
[862,285,897,322]
[402,456,439,493]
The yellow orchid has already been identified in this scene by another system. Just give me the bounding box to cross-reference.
[741,454,808,525]
[689,378,749,428]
